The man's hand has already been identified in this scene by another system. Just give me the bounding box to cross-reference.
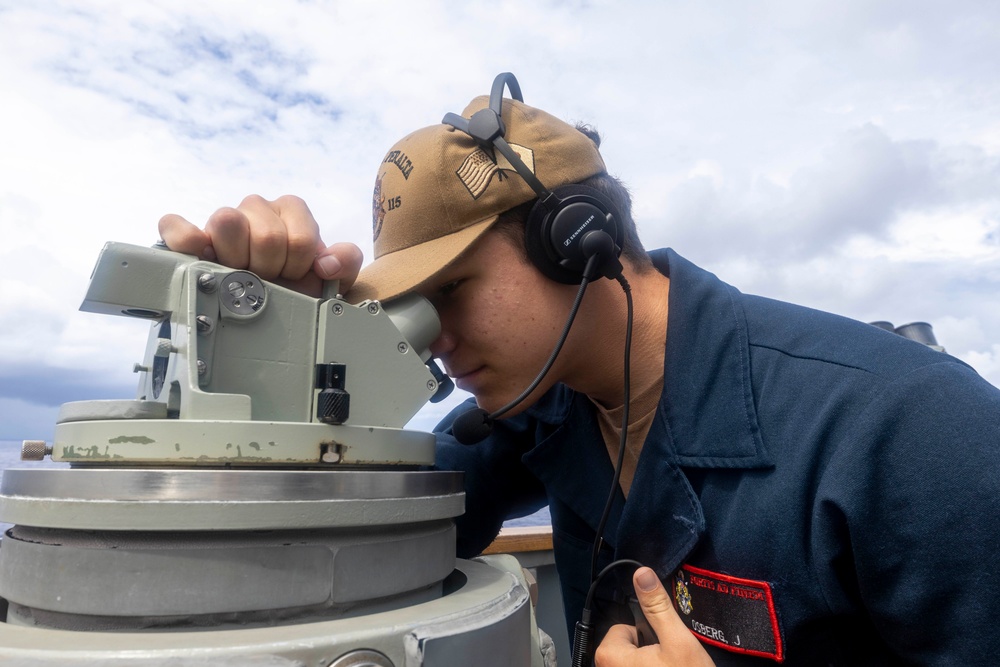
[158,194,363,297]
[595,567,716,667]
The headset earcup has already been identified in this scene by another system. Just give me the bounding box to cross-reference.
[524,184,623,284]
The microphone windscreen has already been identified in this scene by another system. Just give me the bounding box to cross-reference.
[452,407,494,445]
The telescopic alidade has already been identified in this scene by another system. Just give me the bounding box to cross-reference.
[0,243,542,667]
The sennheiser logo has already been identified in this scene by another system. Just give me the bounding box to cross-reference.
[563,214,596,246]
[456,143,535,199]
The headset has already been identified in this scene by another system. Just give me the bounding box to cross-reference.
[442,74,651,665]
[442,72,625,285]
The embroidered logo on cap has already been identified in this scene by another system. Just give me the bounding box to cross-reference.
[456,143,535,199]
[372,171,386,242]
[383,149,414,180]
[672,564,784,662]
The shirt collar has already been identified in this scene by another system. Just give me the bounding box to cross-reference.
[650,248,772,469]
[519,249,771,544]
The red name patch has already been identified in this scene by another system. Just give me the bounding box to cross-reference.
[671,564,784,662]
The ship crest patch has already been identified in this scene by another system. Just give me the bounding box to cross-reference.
[675,570,693,615]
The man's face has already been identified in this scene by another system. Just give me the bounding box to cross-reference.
[417,229,582,416]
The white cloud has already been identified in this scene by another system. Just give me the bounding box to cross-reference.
[648,124,1000,285]
[961,344,1000,385]
[1,0,999,439]
[847,207,1000,263]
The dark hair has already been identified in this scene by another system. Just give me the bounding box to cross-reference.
[492,124,654,273]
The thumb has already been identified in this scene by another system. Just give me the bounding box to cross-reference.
[634,567,688,640]
[634,567,715,664]
[315,242,364,292]
[158,214,214,260]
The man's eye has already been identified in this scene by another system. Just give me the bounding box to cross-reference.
[438,279,463,297]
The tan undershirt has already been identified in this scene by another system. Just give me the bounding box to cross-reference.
[590,371,665,498]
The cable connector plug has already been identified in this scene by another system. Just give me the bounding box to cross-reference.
[571,609,595,667]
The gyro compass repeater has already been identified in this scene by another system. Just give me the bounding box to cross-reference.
[0,242,544,667]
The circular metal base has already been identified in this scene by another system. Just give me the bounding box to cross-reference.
[0,560,533,666]
[0,468,464,530]
[2,522,455,630]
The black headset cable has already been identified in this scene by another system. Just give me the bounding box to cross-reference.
[572,273,636,667]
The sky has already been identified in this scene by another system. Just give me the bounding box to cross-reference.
[1,0,998,441]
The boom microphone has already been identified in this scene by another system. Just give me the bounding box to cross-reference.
[452,408,494,445]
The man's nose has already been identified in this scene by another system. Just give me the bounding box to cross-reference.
[428,329,457,360]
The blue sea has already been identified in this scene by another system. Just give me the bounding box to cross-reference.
[0,441,550,528]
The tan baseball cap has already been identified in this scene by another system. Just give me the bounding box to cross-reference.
[345,94,607,303]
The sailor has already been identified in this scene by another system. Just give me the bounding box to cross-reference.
[159,80,1000,666]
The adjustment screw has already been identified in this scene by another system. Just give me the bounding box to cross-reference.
[197,358,208,376]
[397,342,408,354]
[367,302,380,315]
[332,303,344,316]
[321,443,345,464]
[154,338,174,358]
[197,273,218,293]
[21,440,52,461]
[426,379,437,391]
[327,649,394,667]
[196,315,214,334]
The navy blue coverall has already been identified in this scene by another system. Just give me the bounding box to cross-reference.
[436,249,1000,665]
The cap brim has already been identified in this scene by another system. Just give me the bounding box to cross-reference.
[345,216,499,304]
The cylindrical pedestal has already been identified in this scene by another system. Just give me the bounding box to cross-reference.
[0,468,464,631]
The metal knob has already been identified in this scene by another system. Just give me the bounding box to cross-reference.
[21,440,52,461]
[328,649,394,667]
